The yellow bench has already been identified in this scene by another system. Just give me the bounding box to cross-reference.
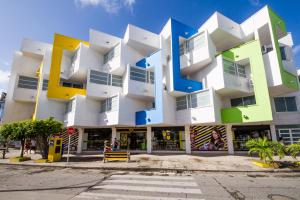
[103,151,130,163]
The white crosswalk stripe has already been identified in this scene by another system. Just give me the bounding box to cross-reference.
[76,192,205,200]
[73,173,205,200]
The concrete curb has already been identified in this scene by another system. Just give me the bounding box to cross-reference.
[1,162,300,173]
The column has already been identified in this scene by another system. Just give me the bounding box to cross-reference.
[270,124,277,141]
[147,126,152,154]
[76,128,84,154]
[184,125,191,154]
[225,125,234,155]
[111,127,117,144]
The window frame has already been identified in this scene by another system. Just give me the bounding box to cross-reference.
[274,96,297,113]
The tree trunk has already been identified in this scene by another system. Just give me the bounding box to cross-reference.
[37,135,49,159]
[20,139,25,158]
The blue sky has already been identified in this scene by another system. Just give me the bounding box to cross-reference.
[0,0,299,92]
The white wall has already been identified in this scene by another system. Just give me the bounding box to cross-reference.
[3,52,42,123]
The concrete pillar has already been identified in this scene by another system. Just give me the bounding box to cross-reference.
[184,125,191,154]
[111,127,117,144]
[270,124,277,141]
[147,126,152,154]
[77,128,84,154]
[225,125,234,155]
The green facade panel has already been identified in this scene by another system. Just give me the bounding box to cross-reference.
[268,7,299,90]
[221,40,273,123]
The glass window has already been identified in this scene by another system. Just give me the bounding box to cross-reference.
[176,91,210,110]
[243,96,256,106]
[90,70,109,85]
[42,79,48,91]
[130,67,147,82]
[223,59,247,78]
[231,98,243,107]
[280,46,286,60]
[274,97,297,112]
[112,75,122,87]
[237,64,246,78]
[274,97,286,112]
[176,96,187,111]
[285,97,297,112]
[147,71,154,84]
[65,99,74,114]
[100,96,118,113]
[231,96,256,107]
[17,75,38,90]
[223,59,236,76]
[103,44,120,64]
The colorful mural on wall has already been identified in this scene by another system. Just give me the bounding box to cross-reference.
[190,126,227,151]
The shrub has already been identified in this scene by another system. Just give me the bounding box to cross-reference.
[246,137,274,163]
[286,143,300,159]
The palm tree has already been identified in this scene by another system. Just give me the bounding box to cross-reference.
[246,137,274,163]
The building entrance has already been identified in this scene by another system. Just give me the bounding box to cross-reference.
[152,127,185,151]
[117,128,147,151]
[232,125,271,151]
[84,128,111,151]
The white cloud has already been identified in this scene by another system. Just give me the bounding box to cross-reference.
[248,0,261,6]
[75,0,136,14]
[0,59,10,66]
[293,44,300,56]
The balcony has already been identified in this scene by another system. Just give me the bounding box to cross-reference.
[212,56,253,95]
[66,43,102,82]
[21,38,52,58]
[124,24,160,55]
[13,75,38,102]
[198,12,243,51]
[64,95,103,127]
[123,65,154,99]
[86,70,123,100]
[176,89,221,124]
[180,31,215,74]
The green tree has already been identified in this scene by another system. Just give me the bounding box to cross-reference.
[31,117,63,159]
[286,143,300,159]
[0,120,33,157]
[246,137,274,163]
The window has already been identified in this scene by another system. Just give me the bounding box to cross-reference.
[90,70,122,87]
[17,75,38,90]
[274,97,297,112]
[223,59,247,78]
[100,96,118,113]
[280,46,287,61]
[278,128,300,145]
[103,44,120,64]
[176,96,187,111]
[111,75,123,87]
[42,79,48,90]
[130,67,154,84]
[176,90,210,111]
[60,79,84,89]
[65,99,74,114]
[179,33,205,55]
[231,95,256,107]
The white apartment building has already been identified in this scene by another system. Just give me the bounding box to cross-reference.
[3,6,300,154]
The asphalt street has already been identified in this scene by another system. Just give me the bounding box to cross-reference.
[0,165,299,200]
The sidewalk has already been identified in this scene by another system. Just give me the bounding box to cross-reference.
[1,149,299,172]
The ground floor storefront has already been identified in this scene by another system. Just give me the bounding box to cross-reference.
[67,123,299,155]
